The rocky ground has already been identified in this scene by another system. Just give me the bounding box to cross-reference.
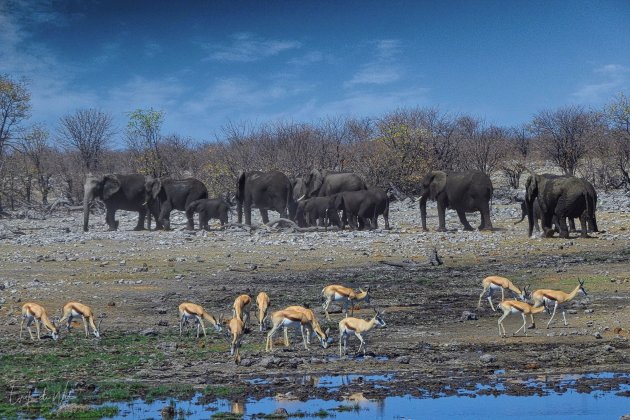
[0,192,629,415]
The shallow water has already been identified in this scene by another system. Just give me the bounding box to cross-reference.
[100,372,630,419]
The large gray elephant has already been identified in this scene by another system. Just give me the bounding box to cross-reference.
[525,173,596,238]
[332,189,390,230]
[237,171,292,225]
[303,169,367,198]
[83,173,149,232]
[145,177,208,230]
[419,171,493,231]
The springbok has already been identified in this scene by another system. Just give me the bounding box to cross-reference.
[478,276,528,311]
[21,303,59,341]
[322,285,370,320]
[338,310,386,356]
[529,280,587,329]
[59,302,101,338]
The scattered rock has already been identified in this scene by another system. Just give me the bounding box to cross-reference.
[460,311,478,321]
[593,332,603,339]
[140,328,159,337]
[395,355,411,364]
[273,408,289,417]
[480,354,496,364]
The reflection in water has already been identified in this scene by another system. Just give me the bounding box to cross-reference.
[230,400,245,415]
[89,372,630,420]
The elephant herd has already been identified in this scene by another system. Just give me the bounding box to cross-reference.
[82,169,599,238]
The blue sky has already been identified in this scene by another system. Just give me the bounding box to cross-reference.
[1,0,629,143]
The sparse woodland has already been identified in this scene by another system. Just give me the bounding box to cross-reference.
[1,73,629,215]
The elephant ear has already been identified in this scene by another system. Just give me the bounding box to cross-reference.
[150,178,163,199]
[102,175,121,200]
[429,171,447,201]
[525,175,537,201]
[308,169,323,196]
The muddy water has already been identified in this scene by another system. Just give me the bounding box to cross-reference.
[100,372,629,419]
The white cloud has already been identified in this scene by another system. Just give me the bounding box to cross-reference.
[204,32,302,62]
[288,51,324,66]
[344,39,403,88]
[572,64,629,103]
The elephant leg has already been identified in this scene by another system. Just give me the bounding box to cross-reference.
[134,208,147,231]
[200,212,209,231]
[184,205,195,230]
[578,214,589,238]
[556,215,569,239]
[568,218,577,233]
[260,209,269,224]
[106,207,118,231]
[383,208,390,230]
[437,203,447,231]
[456,210,474,231]
[159,202,173,230]
[244,201,252,225]
[479,203,493,230]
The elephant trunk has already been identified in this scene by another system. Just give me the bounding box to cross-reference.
[419,195,428,231]
[83,189,94,232]
[525,196,535,237]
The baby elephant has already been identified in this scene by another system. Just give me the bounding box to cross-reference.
[186,198,230,230]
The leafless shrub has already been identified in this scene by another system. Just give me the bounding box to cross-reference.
[57,109,114,172]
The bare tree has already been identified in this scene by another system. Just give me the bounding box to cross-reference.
[0,74,31,213]
[531,106,602,175]
[159,134,196,178]
[456,116,509,175]
[500,125,531,189]
[19,125,55,204]
[605,92,630,189]
[57,108,114,172]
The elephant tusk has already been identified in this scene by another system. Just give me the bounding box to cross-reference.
[297,195,306,201]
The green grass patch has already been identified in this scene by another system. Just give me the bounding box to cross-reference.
[211,412,243,419]
[204,385,244,398]
[145,384,194,403]
[47,405,119,419]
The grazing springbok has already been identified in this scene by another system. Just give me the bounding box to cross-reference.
[59,302,101,338]
[255,292,270,332]
[225,317,245,364]
[497,300,547,338]
[529,280,587,329]
[265,309,330,352]
[322,285,370,320]
[338,310,386,356]
[233,294,252,326]
[283,305,331,347]
[477,276,528,311]
[178,302,222,338]
[21,303,59,341]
